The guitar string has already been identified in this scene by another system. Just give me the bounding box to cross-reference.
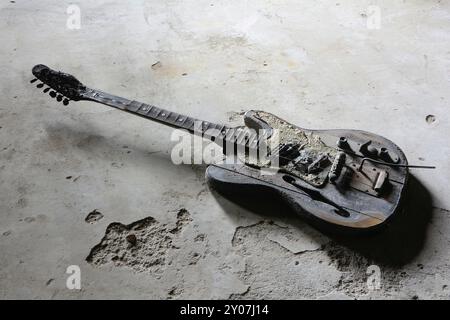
[58,88,435,171]
[59,88,433,172]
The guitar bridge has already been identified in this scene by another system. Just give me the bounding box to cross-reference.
[348,163,389,197]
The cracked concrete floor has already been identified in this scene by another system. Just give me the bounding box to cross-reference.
[1,0,450,299]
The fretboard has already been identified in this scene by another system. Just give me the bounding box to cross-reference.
[82,88,261,151]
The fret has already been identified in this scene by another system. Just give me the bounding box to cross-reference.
[163,111,170,119]
[225,128,236,143]
[145,104,154,115]
[216,124,224,132]
[126,100,141,112]
[255,131,268,149]
[193,119,200,131]
[247,131,256,143]
[248,132,259,149]
[236,128,247,144]
[156,110,167,120]
[189,118,197,130]
[223,128,231,138]
[151,106,160,117]
[215,124,226,139]
[227,128,239,143]
[219,128,229,144]
[225,127,235,139]
[207,122,217,135]
[139,103,150,114]
[199,120,208,134]
[204,125,220,139]
[202,121,210,132]
[236,129,248,145]
[167,112,179,123]
[212,126,226,137]
[182,117,195,131]
[212,123,221,131]
[247,131,257,143]
[178,116,188,127]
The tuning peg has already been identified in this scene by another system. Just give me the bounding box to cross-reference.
[30,78,37,83]
[56,95,63,102]
[36,83,44,88]
[49,91,57,98]
[43,87,50,93]
[63,98,70,106]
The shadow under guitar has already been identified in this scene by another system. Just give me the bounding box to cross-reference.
[44,123,432,267]
[210,174,433,267]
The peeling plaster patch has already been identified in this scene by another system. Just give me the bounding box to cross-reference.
[266,224,326,254]
[2,230,11,236]
[23,216,34,223]
[229,286,250,299]
[86,209,192,275]
[170,208,192,234]
[85,209,104,224]
[227,110,245,122]
[167,285,183,299]
[151,61,162,70]
[188,251,201,265]
[425,114,436,124]
[324,242,408,296]
[316,291,353,300]
[194,234,206,242]
[230,221,340,299]
[17,198,28,208]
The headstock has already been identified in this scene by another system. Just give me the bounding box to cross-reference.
[30,64,87,105]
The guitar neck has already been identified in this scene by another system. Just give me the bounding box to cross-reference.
[82,87,229,138]
[31,64,260,151]
[81,87,262,152]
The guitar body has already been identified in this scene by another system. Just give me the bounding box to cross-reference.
[31,64,432,234]
[206,110,408,233]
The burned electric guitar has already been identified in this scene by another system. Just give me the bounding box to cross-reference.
[31,64,434,233]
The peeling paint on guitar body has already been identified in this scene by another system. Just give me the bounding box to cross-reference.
[207,110,409,233]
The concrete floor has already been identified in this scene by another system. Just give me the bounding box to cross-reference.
[1,0,449,299]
